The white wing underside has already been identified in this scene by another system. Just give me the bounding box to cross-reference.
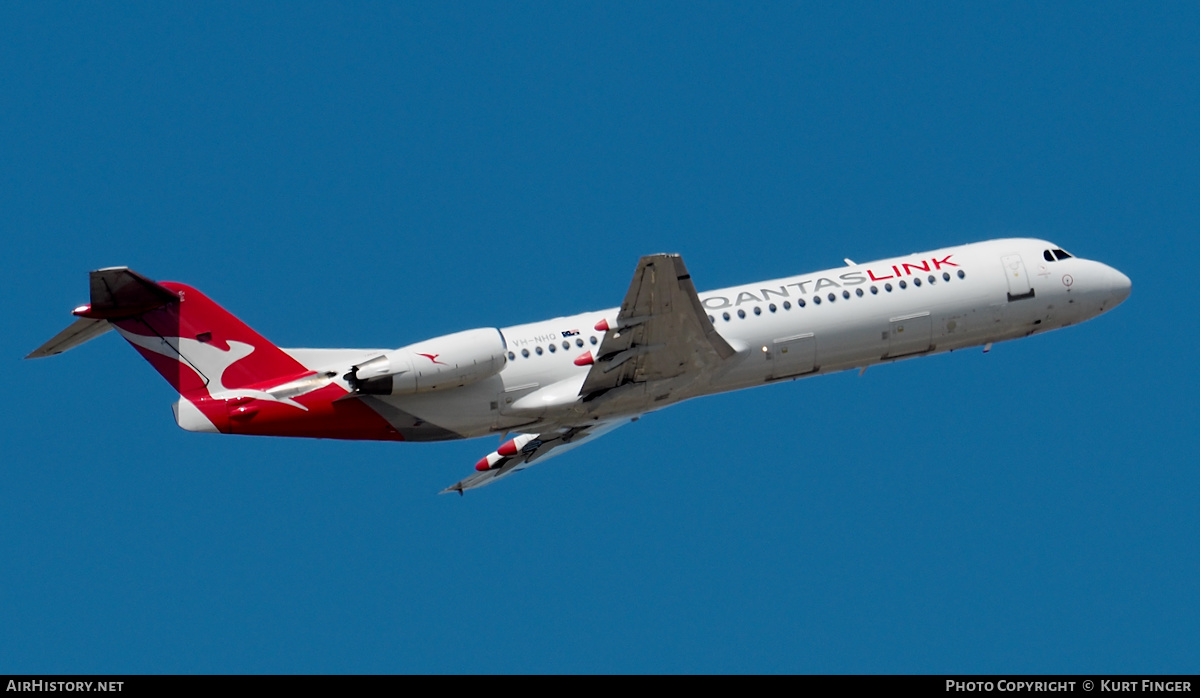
[440,417,632,494]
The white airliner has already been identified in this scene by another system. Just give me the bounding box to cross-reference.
[29,238,1130,493]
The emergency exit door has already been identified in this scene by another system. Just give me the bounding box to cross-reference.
[887,312,932,358]
[768,333,816,379]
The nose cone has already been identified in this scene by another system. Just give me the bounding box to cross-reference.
[1108,267,1132,306]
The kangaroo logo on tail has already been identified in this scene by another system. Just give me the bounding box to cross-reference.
[116,329,307,410]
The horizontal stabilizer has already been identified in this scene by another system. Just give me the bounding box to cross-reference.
[26,267,179,359]
[85,267,180,319]
[26,317,112,359]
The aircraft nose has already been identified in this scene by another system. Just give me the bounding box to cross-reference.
[1107,266,1132,306]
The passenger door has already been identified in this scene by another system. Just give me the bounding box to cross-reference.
[1001,254,1035,301]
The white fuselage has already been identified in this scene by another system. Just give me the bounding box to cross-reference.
[345,238,1130,440]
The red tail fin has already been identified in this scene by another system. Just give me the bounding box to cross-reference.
[84,269,309,399]
[34,268,404,441]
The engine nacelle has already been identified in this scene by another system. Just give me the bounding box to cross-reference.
[349,328,507,396]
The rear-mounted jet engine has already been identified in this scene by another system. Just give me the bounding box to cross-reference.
[345,328,507,395]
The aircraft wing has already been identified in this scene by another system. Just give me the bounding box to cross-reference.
[440,417,633,494]
[579,253,735,399]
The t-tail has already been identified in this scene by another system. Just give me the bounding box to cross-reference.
[27,268,403,441]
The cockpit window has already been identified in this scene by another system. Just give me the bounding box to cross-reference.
[1044,249,1055,262]
[1053,248,1072,260]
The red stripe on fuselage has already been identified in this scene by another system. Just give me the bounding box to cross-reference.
[221,383,405,441]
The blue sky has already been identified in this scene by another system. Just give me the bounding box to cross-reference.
[2,2,1197,673]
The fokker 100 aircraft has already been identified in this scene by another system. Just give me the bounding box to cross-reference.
[29,239,1130,493]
